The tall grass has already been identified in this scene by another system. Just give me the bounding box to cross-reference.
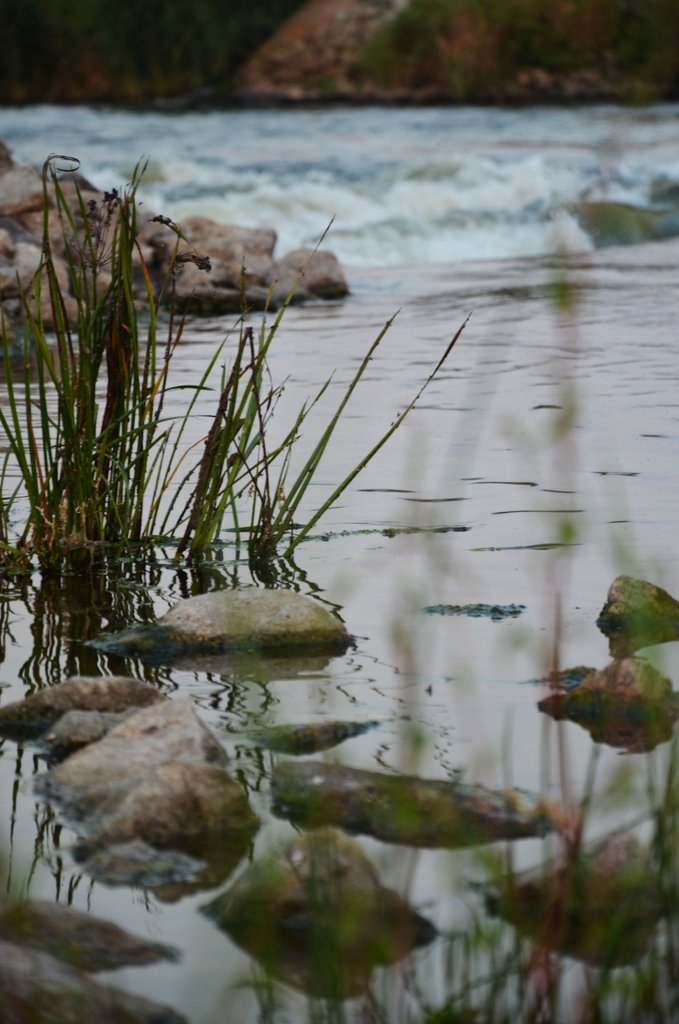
[0,155,464,572]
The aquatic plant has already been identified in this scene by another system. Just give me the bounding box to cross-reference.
[0,156,464,572]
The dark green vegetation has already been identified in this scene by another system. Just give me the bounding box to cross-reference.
[361,0,679,101]
[0,0,304,103]
[0,157,462,572]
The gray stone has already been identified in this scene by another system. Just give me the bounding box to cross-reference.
[36,699,258,863]
[0,676,165,741]
[0,938,186,1023]
[82,840,205,889]
[270,247,349,298]
[0,165,44,219]
[204,828,435,998]
[94,588,351,659]
[0,899,178,971]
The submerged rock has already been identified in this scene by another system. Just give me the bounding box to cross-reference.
[203,828,435,998]
[538,658,679,752]
[82,840,206,891]
[423,603,525,621]
[92,588,351,660]
[597,575,679,656]
[0,676,165,741]
[39,709,135,760]
[0,938,186,1023]
[486,834,661,965]
[249,718,379,755]
[35,698,258,880]
[272,761,554,848]
[0,899,178,972]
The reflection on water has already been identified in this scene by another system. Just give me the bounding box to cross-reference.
[0,225,679,1018]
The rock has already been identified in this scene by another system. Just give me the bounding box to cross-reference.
[35,698,258,869]
[92,588,351,660]
[203,828,435,998]
[0,899,178,971]
[269,248,349,299]
[0,165,44,220]
[0,938,186,1023]
[0,676,165,741]
[39,709,136,760]
[538,657,679,752]
[272,761,554,847]
[250,718,380,754]
[597,575,679,656]
[486,834,661,965]
[82,840,206,891]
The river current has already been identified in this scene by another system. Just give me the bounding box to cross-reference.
[0,103,678,1022]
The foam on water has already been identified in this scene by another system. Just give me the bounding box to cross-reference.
[1,103,679,266]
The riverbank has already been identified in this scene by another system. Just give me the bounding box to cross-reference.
[2,0,678,106]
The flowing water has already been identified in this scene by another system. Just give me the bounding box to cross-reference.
[1,103,679,1021]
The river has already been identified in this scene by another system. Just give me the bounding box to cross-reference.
[0,103,679,1022]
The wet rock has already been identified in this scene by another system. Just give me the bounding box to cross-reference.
[272,761,554,848]
[0,899,178,971]
[36,699,258,874]
[0,938,186,1023]
[423,602,525,621]
[538,657,679,752]
[92,588,351,660]
[574,201,679,248]
[40,709,135,760]
[250,718,379,755]
[0,676,165,741]
[82,840,206,890]
[597,575,679,656]
[268,248,349,299]
[486,834,661,965]
[203,828,435,998]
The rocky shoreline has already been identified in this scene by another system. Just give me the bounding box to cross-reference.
[0,139,348,338]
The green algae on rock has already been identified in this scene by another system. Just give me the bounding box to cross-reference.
[249,718,380,755]
[272,761,554,848]
[92,588,351,660]
[203,828,435,999]
[597,575,679,656]
[538,657,679,752]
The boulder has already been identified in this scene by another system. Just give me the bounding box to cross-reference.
[0,675,165,741]
[0,165,44,220]
[269,247,349,299]
[35,698,258,873]
[0,938,186,1023]
[597,575,679,656]
[203,828,435,998]
[486,834,661,965]
[92,588,351,660]
[0,899,178,971]
[272,760,554,847]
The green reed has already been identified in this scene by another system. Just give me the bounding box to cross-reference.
[0,156,464,571]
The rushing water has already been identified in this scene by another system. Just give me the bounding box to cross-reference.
[1,103,679,1021]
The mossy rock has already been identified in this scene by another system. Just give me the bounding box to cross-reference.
[597,575,679,656]
[92,588,351,660]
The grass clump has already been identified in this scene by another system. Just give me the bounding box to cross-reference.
[0,156,464,573]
